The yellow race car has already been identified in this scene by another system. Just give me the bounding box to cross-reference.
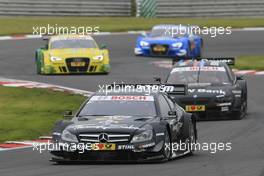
[35,35,110,74]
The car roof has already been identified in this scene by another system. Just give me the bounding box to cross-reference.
[173,59,228,68]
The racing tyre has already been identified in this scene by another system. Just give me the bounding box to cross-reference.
[188,122,196,155]
[181,117,196,155]
[35,49,43,75]
[186,42,192,59]
[233,99,247,120]
[161,129,171,161]
[198,39,204,58]
[233,87,247,120]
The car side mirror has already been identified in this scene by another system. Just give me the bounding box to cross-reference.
[140,32,147,37]
[154,77,162,84]
[63,110,74,119]
[168,110,177,116]
[100,44,107,49]
[44,44,48,50]
[236,75,244,80]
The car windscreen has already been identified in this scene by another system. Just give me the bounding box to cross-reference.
[50,39,97,49]
[78,95,157,117]
[167,66,231,84]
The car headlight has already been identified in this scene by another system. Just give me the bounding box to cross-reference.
[61,129,78,143]
[131,130,153,143]
[176,49,187,56]
[93,55,104,61]
[50,56,62,62]
[172,42,183,48]
[140,41,149,47]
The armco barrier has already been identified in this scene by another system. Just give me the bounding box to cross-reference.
[1,0,264,18]
[0,0,131,16]
[156,0,264,17]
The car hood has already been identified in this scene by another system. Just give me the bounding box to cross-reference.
[68,116,156,134]
[48,48,102,58]
[142,37,183,44]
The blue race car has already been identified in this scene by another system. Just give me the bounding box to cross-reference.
[134,25,203,59]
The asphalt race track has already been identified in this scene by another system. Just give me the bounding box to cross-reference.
[0,31,264,176]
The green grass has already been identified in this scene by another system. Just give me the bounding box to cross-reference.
[235,56,264,71]
[0,86,86,142]
[1,17,264,35]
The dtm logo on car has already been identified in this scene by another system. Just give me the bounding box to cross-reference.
[188,89,226,95]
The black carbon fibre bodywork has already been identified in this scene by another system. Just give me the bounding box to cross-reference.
[50,90,197,163]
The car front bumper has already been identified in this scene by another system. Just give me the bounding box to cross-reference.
[134,47,187,58]
[50,150,165,163]
[50,139,165,162]
[176,98,240,120]
[41,63,110,74]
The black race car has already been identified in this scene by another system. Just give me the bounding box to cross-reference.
[166,58,247,120]
[50,84,197,163]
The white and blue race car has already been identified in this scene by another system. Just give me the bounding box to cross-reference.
[135,25,203,59]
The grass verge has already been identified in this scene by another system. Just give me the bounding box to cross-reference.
[1,17,264,36]
[235,56,264,71]
[0,86,86,142]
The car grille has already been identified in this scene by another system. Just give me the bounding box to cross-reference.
[150,44,169,56]
[78,133,131,143]
[65,58,90,73]
[179,97,212,105]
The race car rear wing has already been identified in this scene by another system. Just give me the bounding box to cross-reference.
[201,57,235,65]
[103,83,187,95]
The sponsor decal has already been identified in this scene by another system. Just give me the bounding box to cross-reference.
[217,102,232,107]
[232,90,242,94]
[156,133,165,136]
[91,143,116,151]
[90,95,154,101]
[171,66,225,73]
[188,88,226,95]
[185,105,206,112]
[203,58,235,65]
[118,145,135,150]
[221,106,229,112]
